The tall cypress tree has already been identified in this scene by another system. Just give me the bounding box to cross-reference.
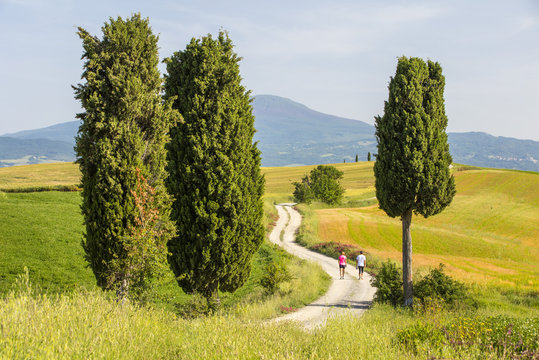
[164,31,265,305]
[374,56,456,306]
[74,14,178,297]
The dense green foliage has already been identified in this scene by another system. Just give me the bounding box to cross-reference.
[374,56,455,219]
[371,260,403,306]
[291,175,315,204]
[293,165,344,205]
[73,14,178,296]
[164,31,265,303]
[259,261,292,295]
[414,264,469,307]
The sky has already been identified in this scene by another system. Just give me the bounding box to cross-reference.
[0,0,538,140]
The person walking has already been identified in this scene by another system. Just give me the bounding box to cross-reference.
[356,251,367,280]
[338,251,347,279]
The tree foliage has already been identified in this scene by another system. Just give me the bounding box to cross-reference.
[292,175,315,204]
[293,165,344,205]
[374,56,455,219]
[371,260,403,307]
[74,14,178,296]
[414,264,468,307]
[164,31,265,304]
[374,56,456,306]
[108,169,174,300]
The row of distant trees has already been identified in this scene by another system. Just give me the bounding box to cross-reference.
[74,14,263,307]
[348,152,374,163]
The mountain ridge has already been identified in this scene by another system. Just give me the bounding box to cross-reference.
[1,95,537,171]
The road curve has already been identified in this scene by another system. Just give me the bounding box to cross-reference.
[269,204,376,329]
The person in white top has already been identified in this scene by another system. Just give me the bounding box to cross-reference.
[356,251,367,280]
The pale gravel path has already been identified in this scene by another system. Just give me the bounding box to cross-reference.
[269,204,376,330]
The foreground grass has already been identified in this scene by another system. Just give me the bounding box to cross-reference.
[2,280,536,359]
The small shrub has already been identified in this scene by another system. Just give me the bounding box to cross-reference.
[175,293,210,319]
[292,165,344,205]
[371,260,403,306]
[259,262,292,295]
[414,264,472,308]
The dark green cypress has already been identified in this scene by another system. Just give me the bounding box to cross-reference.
[373,56,456,306]
[73,14,178,295]
[164,31,265,305]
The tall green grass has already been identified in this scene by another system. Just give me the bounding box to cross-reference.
[0,191,95,293]
[3,276,535,359]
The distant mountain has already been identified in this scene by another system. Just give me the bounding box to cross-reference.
[448,132,539,171]
[253,95,539,171]
[252,95,376,166]
[2,121,79,145]
[0,137,75,167]
[1,95,537,171]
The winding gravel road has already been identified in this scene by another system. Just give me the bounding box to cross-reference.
[269,204,376,329]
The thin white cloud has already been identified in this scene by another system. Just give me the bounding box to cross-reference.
[516,15,538,32]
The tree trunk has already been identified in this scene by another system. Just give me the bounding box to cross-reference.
[402,208,413,307]
[116,275,129,305]
[207,281,221,312]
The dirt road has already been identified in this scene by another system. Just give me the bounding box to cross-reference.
[269,204,376,329]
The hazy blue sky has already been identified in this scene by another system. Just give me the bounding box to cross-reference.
[1,0,538,140]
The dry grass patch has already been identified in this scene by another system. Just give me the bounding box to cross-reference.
[0,162,80,191]
[316,209,355,245]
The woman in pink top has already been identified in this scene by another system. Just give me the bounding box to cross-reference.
[338,251,347,279]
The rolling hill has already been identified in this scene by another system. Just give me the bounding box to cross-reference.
[1,95,538,170]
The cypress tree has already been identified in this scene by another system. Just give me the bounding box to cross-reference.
[73,14,178,298]
[164,31,265,306]
[367,152,371,162]
[355,154,359,162]
[374,56,456,306]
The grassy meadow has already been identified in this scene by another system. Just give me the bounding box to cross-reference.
[1,162,538,359]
